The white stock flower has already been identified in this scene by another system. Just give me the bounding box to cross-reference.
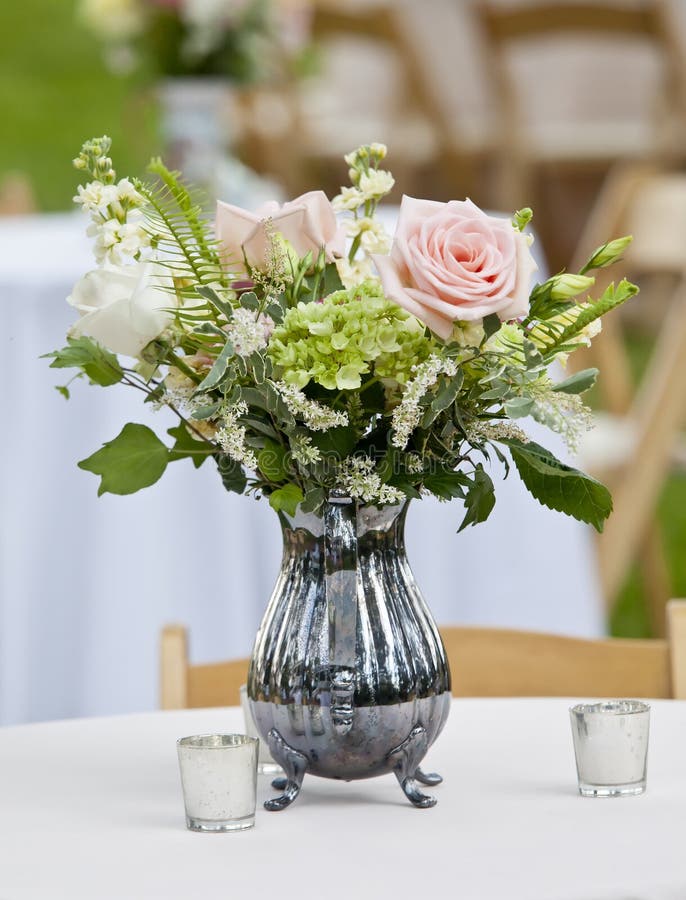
[358,169,395,200]
[67,261,176,357]
[73,181,119,214]
[88,216,150,265]
[346,217,390,254]
[332,187,365,212]
[335,256,374,289]
[115,177,146,207]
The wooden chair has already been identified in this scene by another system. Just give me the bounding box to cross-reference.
[477,1,686,211]
[568,163,686,632]
[160,625,248,709]
[160,602,686,708]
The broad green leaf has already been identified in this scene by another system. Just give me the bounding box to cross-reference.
[421,372,464,428]
[423,468,470,501]
[167,424,214,469]
[44,336,123,387]
[191,401,222,420]
[322,261,343,297]
[502,438,612,532]
[216,454,247,494]
[269,484,304,517]
[78,423,168,496]
[458,466,496,531]
[310,426,358,459]
[197,339,235,392]
[55,385,70,400]
[552,368,598,395]
[482,313,501,342]
[258,440,290,482]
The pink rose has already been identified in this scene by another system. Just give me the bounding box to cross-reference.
[215,191,345,274]
[373,196,537,340]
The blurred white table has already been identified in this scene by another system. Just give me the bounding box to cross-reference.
[1,699,685,900]
[0,213,603,727]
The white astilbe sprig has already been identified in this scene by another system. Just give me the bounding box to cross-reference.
[216,401,258,470]
[391,355,458,449]
[275,382,349,431]
[466,421,531,444]
[337,457,404,505]
[531,392,594,453]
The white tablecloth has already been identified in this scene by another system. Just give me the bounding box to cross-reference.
[1,699,685,900]
[0,213,603,727]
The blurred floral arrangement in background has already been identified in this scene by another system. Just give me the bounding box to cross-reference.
[78,0,311,80]
[47,136,638,532]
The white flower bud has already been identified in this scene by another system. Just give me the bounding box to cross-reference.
[549,273,595,300]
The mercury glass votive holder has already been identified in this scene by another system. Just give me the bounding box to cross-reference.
[177,734,258,832]
[240,684,284,777]
[570,700,650,797]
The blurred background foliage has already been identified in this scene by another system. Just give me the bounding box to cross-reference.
[0,0,158,210]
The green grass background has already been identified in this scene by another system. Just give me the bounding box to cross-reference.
[2,1,684,636]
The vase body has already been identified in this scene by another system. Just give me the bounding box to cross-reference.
[248,498,451,803]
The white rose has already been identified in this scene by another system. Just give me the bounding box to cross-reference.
[67,262,176,357]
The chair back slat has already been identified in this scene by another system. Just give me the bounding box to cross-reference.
[482,3,661,41]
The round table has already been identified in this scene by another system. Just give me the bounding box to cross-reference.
[1,699,685,899]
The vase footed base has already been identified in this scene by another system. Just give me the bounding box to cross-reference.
[264,724,442,811]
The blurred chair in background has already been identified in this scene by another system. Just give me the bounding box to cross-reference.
[247,0,490,200]
[161,601,686,706]
[161,625,248,709]
[477,0,686,267]
[0,172,36,215]
[572,163,686,634]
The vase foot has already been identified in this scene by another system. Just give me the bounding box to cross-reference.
[414,766,443,786]
[388,724,437,809]
[264,729,308,811]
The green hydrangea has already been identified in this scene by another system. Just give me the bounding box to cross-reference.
[267,281,436,391]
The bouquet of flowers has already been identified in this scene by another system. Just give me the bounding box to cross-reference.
[78,0,305,80]
[47,136,637,531]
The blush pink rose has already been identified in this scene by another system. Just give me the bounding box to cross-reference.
[372,196,538,340]
[215,191,345,274]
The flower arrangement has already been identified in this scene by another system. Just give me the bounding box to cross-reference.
[47,136,638,531]
[78,0,306,80]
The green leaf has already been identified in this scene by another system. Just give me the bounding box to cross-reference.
[78,423,169,496]
[322,261,344,297]
[504,397,535,419]
[55,385,70,400]
[421,372,464,428]
[423,468,470,501]
[197,340,235,392]
[552,368,598,395]
[196,284,234,319]
[301,486,326,514]
[258,440,290,482]
[240,291,259,311]
[458,466,496,531]
[502,439,612,532]
[269,484,304,517]
[216,454,247,494]
[482,314,501,342]
[512,207,533,232]
[310,426,357,459]
[167,424,213,469]
[44,336,123,387]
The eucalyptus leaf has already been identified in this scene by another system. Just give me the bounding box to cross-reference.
[504,397,535,418]
[196,284,233,319]
[552,368,598,395]
[240,291,259,311]
[78,423,168,496]
[196,340,235,392]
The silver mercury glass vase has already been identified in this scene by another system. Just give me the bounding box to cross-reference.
[248,495,452,810]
